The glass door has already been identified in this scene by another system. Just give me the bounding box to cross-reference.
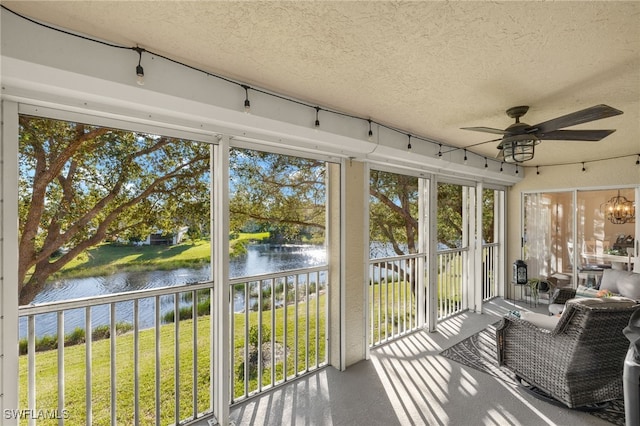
[523,191,574,285]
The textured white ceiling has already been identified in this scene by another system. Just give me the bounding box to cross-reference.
[3,1,640,167]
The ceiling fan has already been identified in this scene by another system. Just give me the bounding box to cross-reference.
[461,104,623,163]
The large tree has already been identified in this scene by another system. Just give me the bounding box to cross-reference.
[18,116,210,305]
[370,175,495,253]
[229,148,326,243]
[369,170,419,256]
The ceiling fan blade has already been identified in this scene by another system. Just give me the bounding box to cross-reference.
[460,126,505,135]
[528,104,623,133]
[462,137,505,149]
[537,129,616,141]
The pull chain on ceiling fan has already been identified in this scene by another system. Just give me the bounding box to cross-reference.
[461,104,623,164]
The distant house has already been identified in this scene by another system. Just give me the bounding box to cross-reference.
[145,227,189,246]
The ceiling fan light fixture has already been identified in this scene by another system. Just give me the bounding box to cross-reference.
[500,135,538,163]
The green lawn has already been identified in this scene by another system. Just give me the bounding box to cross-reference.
[20,291,326,425]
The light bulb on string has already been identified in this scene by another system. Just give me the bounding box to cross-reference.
[315,107,320,128]
[515,165,519,174]
[134,47,145,86]
[499,162,503,172]
[437,144,443,159]
[241,85,251,113]
[368,119,373,142]
[463,149,468,164]
[636,154,639,165]
[536,166,540,175]
[407,134,412,150]
[582,162,586,172]
[484,157,488,168]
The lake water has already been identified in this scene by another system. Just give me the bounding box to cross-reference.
[21,244,327,338]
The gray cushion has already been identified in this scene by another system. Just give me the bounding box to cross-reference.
[618,271,640,300]
[521,311,560,330]
[599,269,640,295]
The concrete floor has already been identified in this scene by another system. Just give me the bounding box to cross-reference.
[228,298,614,426]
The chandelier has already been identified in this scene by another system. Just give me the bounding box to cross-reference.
[601,190,635,224]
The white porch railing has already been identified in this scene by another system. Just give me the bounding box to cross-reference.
[482,243,499,301]
[436,248,467,320]
[368,245,499,347]
[369,254,423,347]
[17,266,328,424]
[229,266,328,403]
[18,282,216,426]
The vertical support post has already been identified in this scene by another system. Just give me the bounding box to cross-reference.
[326,162,343,368]
[110,303,117,426]
[463,186,473,311]
[213,137,230,424]
[497,190,507,298]
[85,307,92,425]
[133,299,139,426]
[57,311,65,426]
[27,316,35,426]
[340,159,367,367]
[426,178,439,332]
[474,182,484,312]
[417,178,428,328]
[1,100,20,425]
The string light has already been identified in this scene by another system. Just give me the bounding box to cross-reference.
[499,162,503,172]
[134,47,145,86]
[582,162,586,172]
[515,165,519,174]
[463,149,468,164]
[7,5,640,175]
[314,107,320,128]
[7,3,581,175]
[484,157,488,168]
[407,134,412,150]
[536,166,540,175]
[437,144,442,158]
[242,85,251,113]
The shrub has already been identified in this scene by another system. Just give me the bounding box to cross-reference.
[249,324,271,348]
[92,322,133,340]
[65,327,86,346]
[37,335,58,351]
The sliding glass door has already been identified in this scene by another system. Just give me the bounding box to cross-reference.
[523,191,574,283]
[523,187,637,286]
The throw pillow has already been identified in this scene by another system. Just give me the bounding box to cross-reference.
[599,269,629,293]
[617,272,640,300]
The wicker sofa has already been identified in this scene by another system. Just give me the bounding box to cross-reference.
[497,297,640,408]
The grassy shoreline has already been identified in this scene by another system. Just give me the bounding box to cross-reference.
[49,232,271,281]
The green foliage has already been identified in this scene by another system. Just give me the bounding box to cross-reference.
[369,170,419,255]
[162,298,211,323]
[18,116,211,304]
[229,148,326,244]
[18,322,135,355]
[249,324,271,347]
[369,172,498,254]
[66,327,86,346]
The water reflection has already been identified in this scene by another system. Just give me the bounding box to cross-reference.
[21,245,326,338]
